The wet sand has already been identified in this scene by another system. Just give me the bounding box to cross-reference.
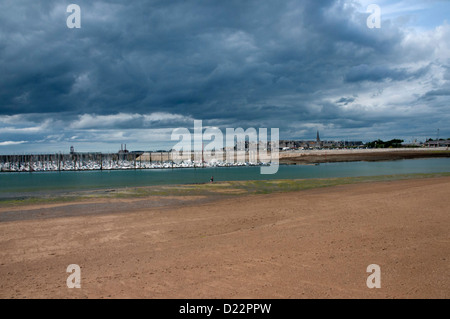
[0,177,449,299]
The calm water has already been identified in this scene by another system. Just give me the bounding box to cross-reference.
[0,158,449,196]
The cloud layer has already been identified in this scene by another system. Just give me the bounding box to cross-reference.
[1,0,449,153]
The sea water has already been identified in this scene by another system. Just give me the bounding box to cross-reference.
[0,158,449,197]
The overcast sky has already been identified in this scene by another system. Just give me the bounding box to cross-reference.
[1,0,449,153]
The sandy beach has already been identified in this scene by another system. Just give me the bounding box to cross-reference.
[0,176,449,299]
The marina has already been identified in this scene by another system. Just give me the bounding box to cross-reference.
[0,152,270,173]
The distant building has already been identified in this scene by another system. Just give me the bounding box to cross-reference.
[118,144,129,160]
[277,138,363,150]
[118,144,129,154]
[321,141,335,148]
[345,141,363,147]
[316,130,321,148]
[425,139,450,147]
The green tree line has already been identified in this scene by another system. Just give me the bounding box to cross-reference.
[366,139,404,148]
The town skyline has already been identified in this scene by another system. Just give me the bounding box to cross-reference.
[0,125,447,155]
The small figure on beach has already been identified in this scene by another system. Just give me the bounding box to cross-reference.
[210,176,214,183]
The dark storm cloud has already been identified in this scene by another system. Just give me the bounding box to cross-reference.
[344,64,430,83]
[336,97,356,105]
[0,1,395,115]
[420,88,450,101]
[0,0,449,152]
